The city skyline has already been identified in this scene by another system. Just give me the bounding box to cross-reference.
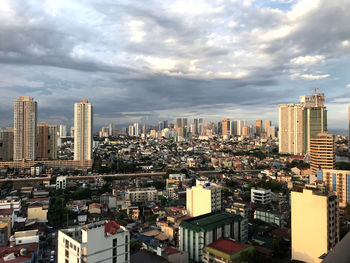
[0,1,350,129]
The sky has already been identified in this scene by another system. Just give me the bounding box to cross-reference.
[1,0,350,130]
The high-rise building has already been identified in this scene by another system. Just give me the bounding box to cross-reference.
[267,126,276,139]
[37,122,57,160]
[194,118,199,135]
[14,96,37,161]
[317,169,350,208]
[108,123,114,136]
[291,188,339,263]
[133,123,139,136]
[176,118,182,128]
[251,188,271,205]
[163,120,168,129]
[0,128,14,161]
[279,104,304,155]
[237,120,245,136]
[59,124,67,138]
[255,120,262,137]
[70,126,74,137]
[231,120,237,136]
[264,120,271,134]
[74,99,93,161]
[222,118,230,136]
[279,93,327,155]
[99,127,109,138]
[186,183,221,217]
[58,220,130,263]
[128,125,134,136]
[310,133,335,176]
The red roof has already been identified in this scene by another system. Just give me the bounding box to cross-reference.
[0,243,38,263]
[104,220,120,235]
[208,238,247,255]
[0,208,13,216]
[165,246,180,255]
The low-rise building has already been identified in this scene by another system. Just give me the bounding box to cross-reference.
[254,208,286,227]
[251,188,271,205]
[56,176,67,189]
[27,204,48,222]
[203,238,254,263]
[179,212,248,262]
[58,220,130,263]
[125,187,158,203]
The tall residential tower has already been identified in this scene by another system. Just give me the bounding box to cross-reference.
[13,96,37,161]
[74,99,93,161]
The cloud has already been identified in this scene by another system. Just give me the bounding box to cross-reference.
[0,0,349,129]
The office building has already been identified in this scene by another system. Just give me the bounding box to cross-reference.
[182,118,188,129]
[291,188,339,263]
[176,118,182,128]
[317,169,350,208]
[70,126,74,137]
[194,118,199,135]
[310,133,335,176]
[230,120,237,136]
[279,93,327,155]
[37,122,57,160]
[0,128,14,161]
[251,188,271,205]
[58,220,130,263]
[179,212,248,262]
[13,96,37,161]
[100,127,109,138]
[186,183,221,217]
[74,99,93,161]
[222,118,230,136]
[255,120,262,137]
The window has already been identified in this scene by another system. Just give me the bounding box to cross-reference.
[125,235,129,243]
[65,249,69,258]
[113,238,117,247]
[125,244,128,252]
[125,253,128,261]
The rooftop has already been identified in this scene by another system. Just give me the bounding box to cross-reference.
[207,238,247,255]
[179,212,240,232]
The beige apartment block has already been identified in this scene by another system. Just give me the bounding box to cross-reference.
[14,96,37,161]
[291,188,339,263]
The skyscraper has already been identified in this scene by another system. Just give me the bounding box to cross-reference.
[59,124,67,138]
[222,118,230,136]
[264,120,271,134]
[108,123,114,136]
[310,132,335,176]
[231,120,237,136]
[133,123,139,136]
[37,122,57,160]
[194,118,199,135]
[279,92,327,155]
[291,187,339,262]
[176,118,182,128]
[255,120,262,137]
[74,99,93,161]
[14,96,37,161]
[279,104,304,154]
[0,128,14,161]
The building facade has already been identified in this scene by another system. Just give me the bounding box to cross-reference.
[37,122,57,160]
[58,220,129,263]
[251,188,271,205]
[14,96,37,161]
[0,128,14,161]
[74,99,93,161]
[317,169,350,208]
[310,133,335,176]
[125,188,158,203]
[186,183,221,217]
[291,188,339,263]
[179,213,248,262]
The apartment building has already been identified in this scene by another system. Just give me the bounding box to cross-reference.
[58,220,129,263]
